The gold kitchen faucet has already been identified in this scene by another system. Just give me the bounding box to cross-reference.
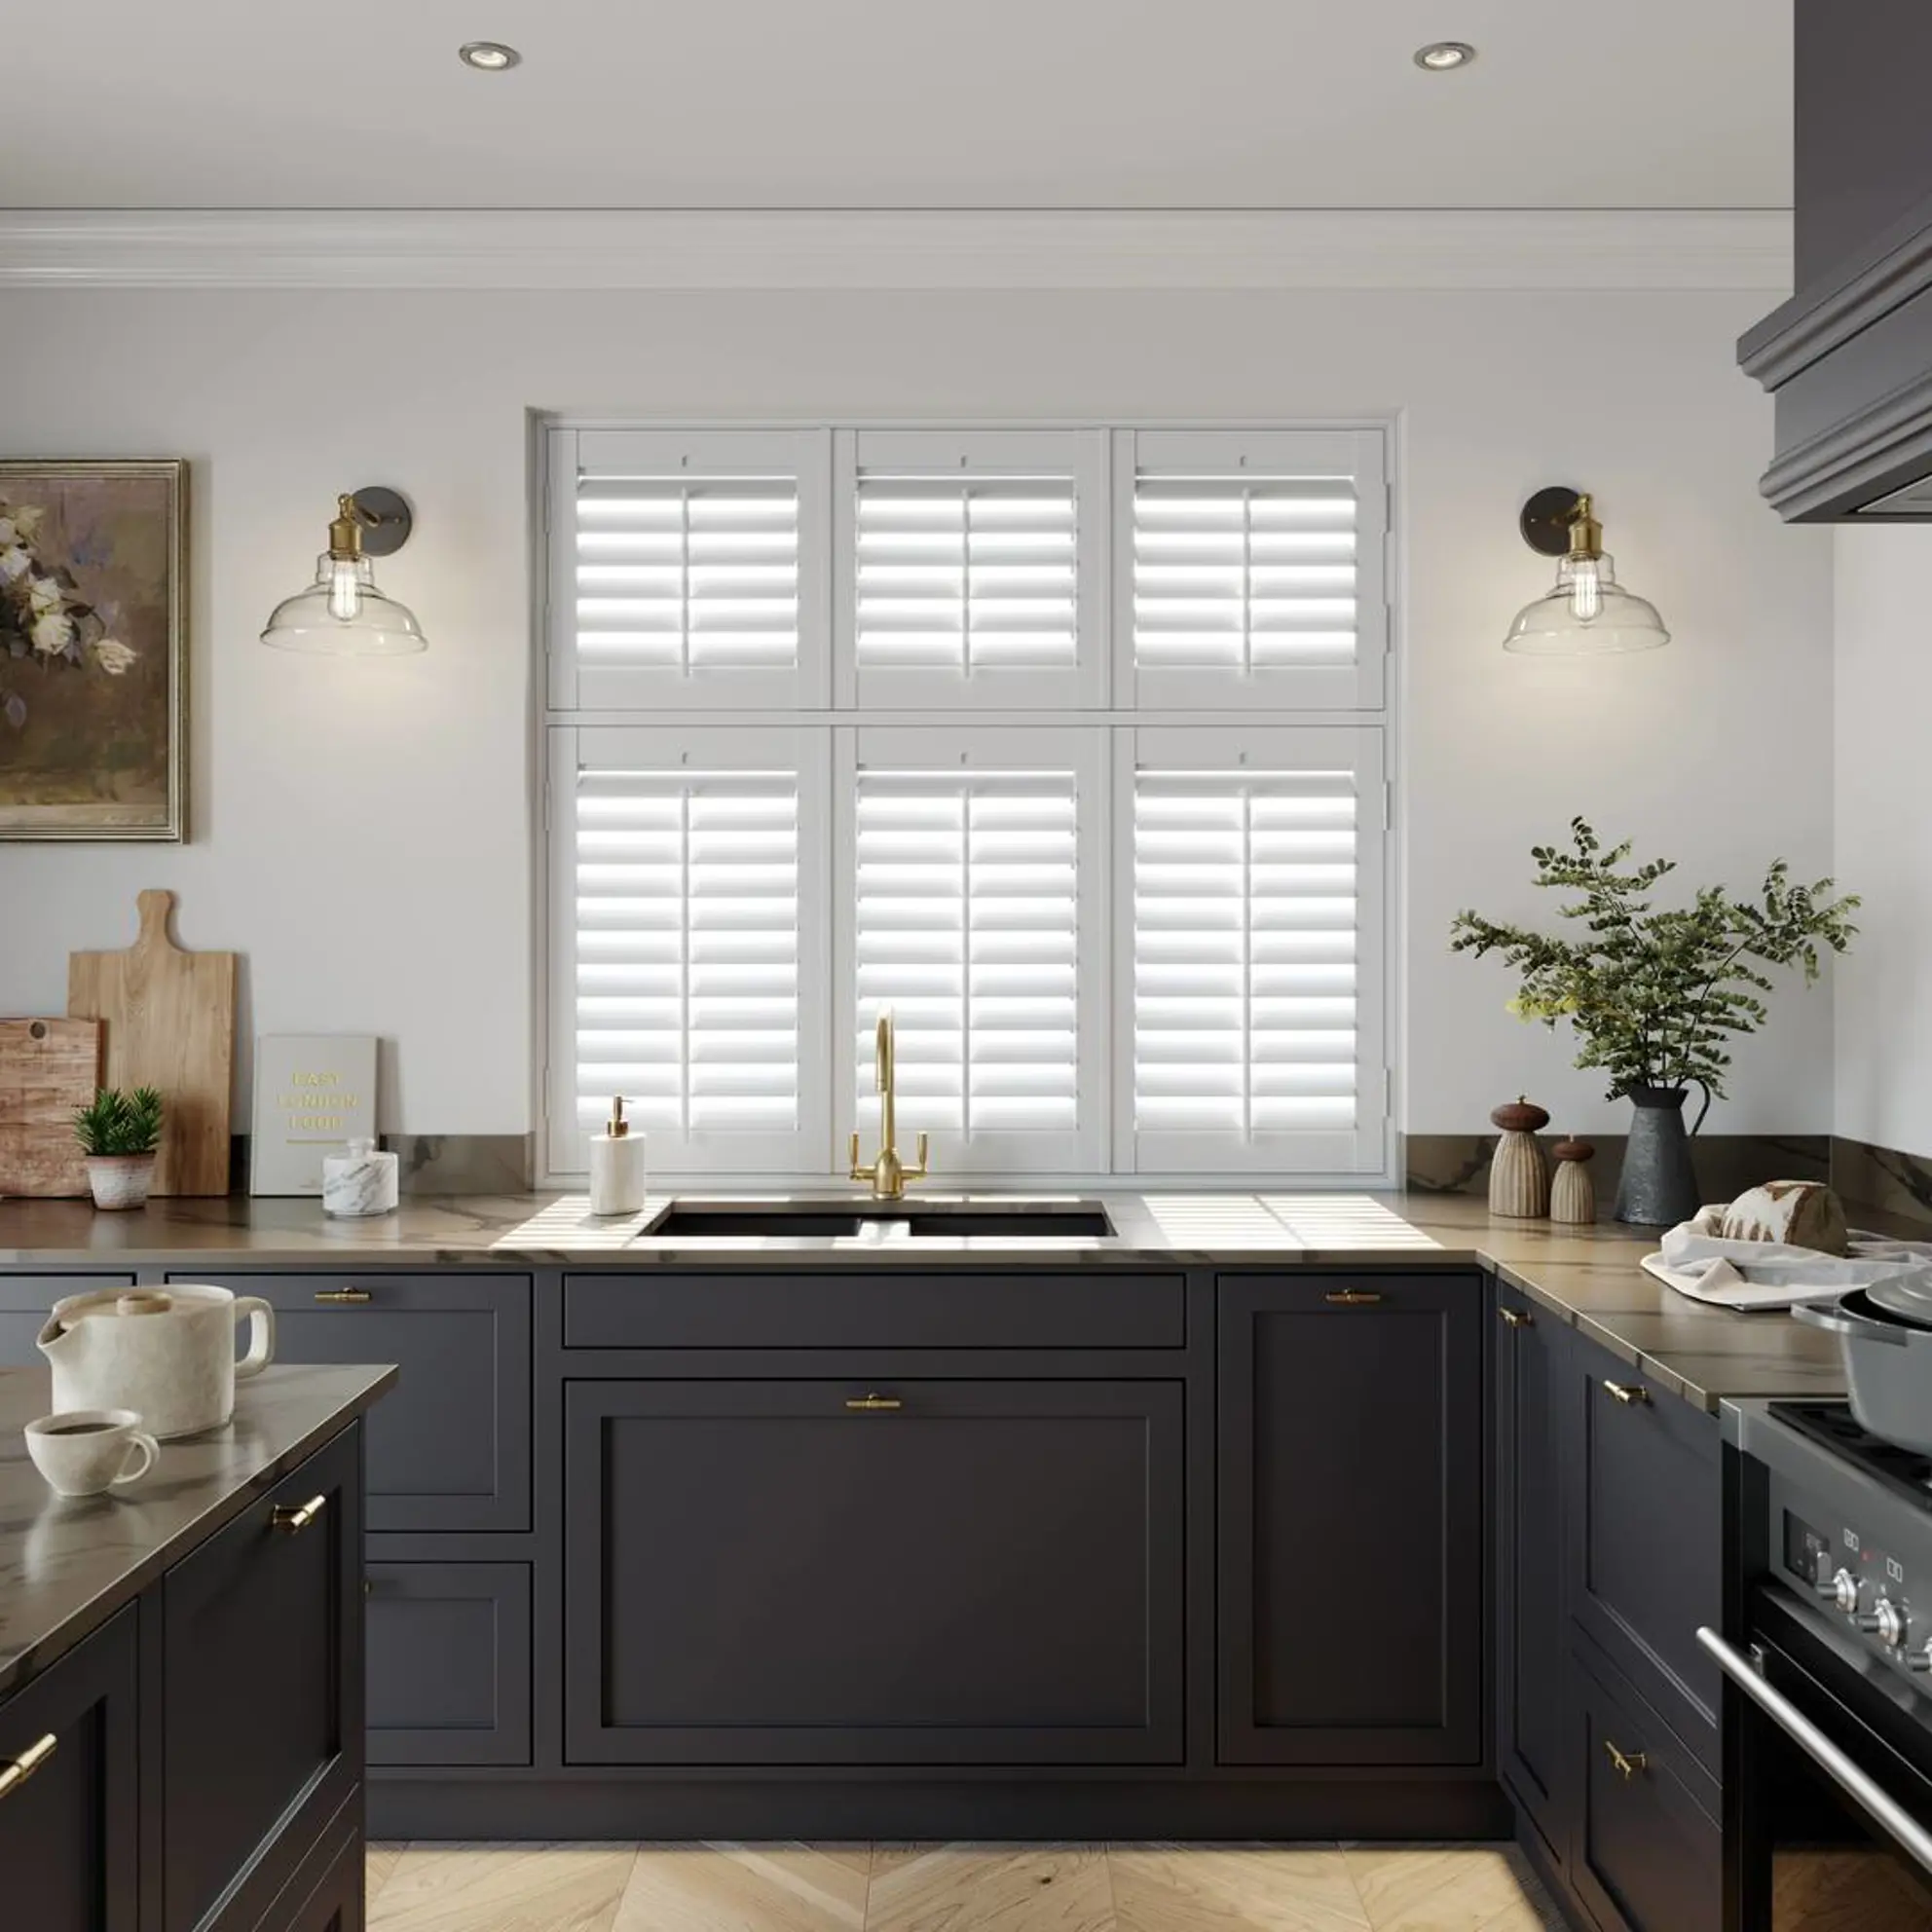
[849,1010,929,1201]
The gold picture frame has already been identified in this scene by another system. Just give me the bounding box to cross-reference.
[0,459,188,841]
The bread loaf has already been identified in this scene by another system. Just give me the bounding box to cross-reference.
[1719,1181,1849,1255]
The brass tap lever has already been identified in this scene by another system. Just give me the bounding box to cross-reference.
[849,1010,929,1201]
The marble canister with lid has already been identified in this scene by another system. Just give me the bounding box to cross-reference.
[321,1136,399,1217]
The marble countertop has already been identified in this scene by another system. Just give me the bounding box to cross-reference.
[0,1189,1864,1414]
[0,1362,395,1700]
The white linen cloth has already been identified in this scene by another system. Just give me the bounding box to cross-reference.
[1641,1204,1932,1311]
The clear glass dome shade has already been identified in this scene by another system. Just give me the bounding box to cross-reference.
[260,553,428,656]
[1503,551,1669,655]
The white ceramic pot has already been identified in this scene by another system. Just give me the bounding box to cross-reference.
[85,1153,156,1211]
[38,1284,276,1438]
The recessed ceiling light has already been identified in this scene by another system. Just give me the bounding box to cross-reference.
[1414,41,1476,71]
[458,41,521,71]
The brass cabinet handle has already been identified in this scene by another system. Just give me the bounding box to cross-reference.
[0,1732,56,1802]
[1604,1380,1652,1406]
[843,1393,903,1412]
[1604,1739,1648,1781]
[1499,1306,1534,1328]
[272,1494,328,1534]
[1324,1288,1384,1306]
[314,1287,371,1304]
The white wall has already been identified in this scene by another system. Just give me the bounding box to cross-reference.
[0,284,1835,1138]
[1834,524,1932,1157]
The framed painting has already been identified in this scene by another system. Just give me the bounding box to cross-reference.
[0,460,187,840]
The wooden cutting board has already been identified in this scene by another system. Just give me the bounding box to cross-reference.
[0,1017,102,1197]
[69,890,237,1197]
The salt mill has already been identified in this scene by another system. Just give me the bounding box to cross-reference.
[1488,1096,1551,1219]
[1550,1133,1598,1226]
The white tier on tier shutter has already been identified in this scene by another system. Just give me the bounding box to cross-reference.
[837,726,1107,1175]
[838,429,1107,709]
[1116,428,1387,713]
[549,428,830,711]
[1117,725,1387,1175]
[547,725,829,1176]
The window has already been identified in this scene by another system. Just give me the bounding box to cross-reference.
[541,424,1393,1183]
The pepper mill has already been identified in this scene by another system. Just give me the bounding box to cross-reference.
[1489,1096,1551,1218]
[1550,1133,1598,1226]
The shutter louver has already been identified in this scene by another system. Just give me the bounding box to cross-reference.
[1133,769,1359,1143]
[572,769,799,1142]
[575,478,799,675]
[856,478,1078,673]
[1133,478,1358,673]
[854,771,1080,1143]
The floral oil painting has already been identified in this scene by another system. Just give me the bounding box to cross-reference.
[0,461,186,840]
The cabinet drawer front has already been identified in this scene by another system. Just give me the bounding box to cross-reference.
[368,1562,532,1766]
[564,1378,1185,1765]
[1568,1335,1721,1772]
[1218,1274,1486,1766]
[167,1272,532,1532]
[0,1275,135,1369]
[0,1607,138,1932]
[1572,1641,1721,1932]
[162,1428,361,1932]
[563,1270,1185,1351]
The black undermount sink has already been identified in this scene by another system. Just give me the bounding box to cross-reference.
[646,1203,1114,1241]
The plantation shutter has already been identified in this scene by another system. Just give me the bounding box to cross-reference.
[841,430,1106,708]
[549,727,829,1175]
[551,428,830,710]
[844,729,1105,1172]
[1119,428,1386,712]
[1121,726,1386,1174]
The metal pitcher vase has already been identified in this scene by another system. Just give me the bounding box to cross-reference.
[1614,1084,1710,1227]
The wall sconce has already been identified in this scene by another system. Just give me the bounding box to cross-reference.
[1503,487,1669,655]
[260,487,428,655]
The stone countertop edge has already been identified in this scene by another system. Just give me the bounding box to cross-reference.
[0,1188,1871,1415]
[0,1361,396,1701]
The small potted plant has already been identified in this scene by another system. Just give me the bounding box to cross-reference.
[73,1087,165,1210]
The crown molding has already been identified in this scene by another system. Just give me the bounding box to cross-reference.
[0,207,1793,292]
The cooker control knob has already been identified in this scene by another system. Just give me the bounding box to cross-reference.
[1909,1644,1932,1674]
[1834,1567,1862,1614]
[1856,1598,1905,1644]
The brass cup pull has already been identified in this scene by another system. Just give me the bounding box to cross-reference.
[273,1494,328,1534]
[0,1732,56,1802]
[1604,1380,1652,1406]
[314,1287,371,1304]
[1499,1307,1534,1329]
[1604,1739,1648,1781]
[844,1393,903,1413]
[1324,1289,1384,1306]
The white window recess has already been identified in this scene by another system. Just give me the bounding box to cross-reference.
[1115,725,1387,1176]
[547,724,830,1178]
[549,427,831,712]
[1115,428,1387,714]
[835,726,1109,1177]
[837,429,1108,710]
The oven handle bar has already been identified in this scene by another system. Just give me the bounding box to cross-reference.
[1697,1626,1932,1879]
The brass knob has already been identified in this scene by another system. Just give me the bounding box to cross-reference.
[1324,1288,1384,1306]
[843,1393,903,1413]
[1499,1307,1534,1328]
[1604,1739,1648,1782]
[1604,1381,1651,1406]
[272,1494,327,1534]
[0,1733,56,1802]
[315,1287,372,1304]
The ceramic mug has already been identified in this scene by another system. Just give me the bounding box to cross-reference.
[24,1409,160,1498]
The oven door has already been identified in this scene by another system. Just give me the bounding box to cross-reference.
[1703,1589,1932,1929]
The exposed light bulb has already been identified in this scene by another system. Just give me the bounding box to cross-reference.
[1567,558,1603,622]
[327,558,364,622]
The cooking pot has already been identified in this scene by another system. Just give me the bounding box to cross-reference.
[1795,1275,1932,1454]
[38,1284,275,1438]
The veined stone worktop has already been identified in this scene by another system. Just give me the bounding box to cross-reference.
[0,1188,1855,1412]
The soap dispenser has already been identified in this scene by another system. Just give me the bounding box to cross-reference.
[589,1096,648,1217]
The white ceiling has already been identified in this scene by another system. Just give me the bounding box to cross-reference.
[0,0,1790,211]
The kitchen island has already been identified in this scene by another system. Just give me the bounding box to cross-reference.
[0,1361,392,1932]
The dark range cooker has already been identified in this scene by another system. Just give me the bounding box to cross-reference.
[1717,1399,1932,1928]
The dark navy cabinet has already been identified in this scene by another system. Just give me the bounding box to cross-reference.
[367,1562,532,1766]
[1217,1274,1486,1766]
[0,1606,139,1932]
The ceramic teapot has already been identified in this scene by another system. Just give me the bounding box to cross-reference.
[38,1284,275,1438]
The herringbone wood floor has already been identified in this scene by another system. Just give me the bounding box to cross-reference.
[364,1840,1564,1930]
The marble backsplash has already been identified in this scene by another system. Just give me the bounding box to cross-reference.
[1404,1132,1831,1208]
[230,1133,535,1196]
[1829,1137,1932,1230]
